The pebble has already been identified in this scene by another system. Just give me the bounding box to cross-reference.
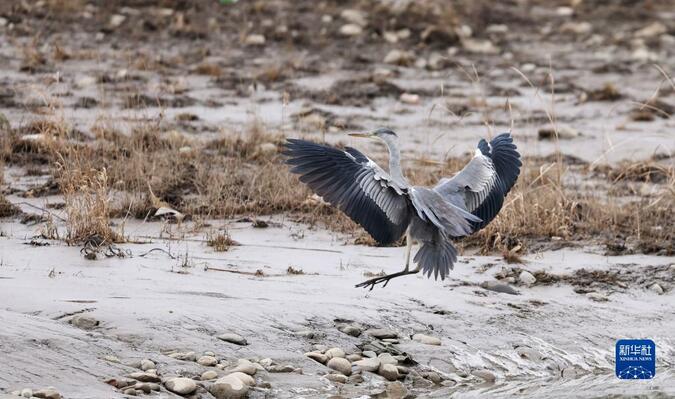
[340,9,367,26]
[325,373,348,384]
[516,346,543,361]
[338,324,362,337]
[339,24,362,36]
[140,359,155,371]
[396,365,410,374]
[210,375,249,399]
[168,351,196,361]
[133,382,152,394]
[383,50,413,65]
[230,359,257,375]
[379,363,399,381]
[462,38,500,54]
[422,371,443,384]
[385,381,408,399]
[305,351,328,364]
[366,328,398,339]
[164,378,196,395]
[377,353,398,366]
[427,52,446,70]
[353,357,380,372]
[635,22,667,38]
[128,372,161,383]
[201,370,218,380]
[312,344,328,352]
[325,347,346,359]
[33,388,62,399]
[560,21,592,35]
[103,355,120,363]
[346,354,362,362]
[649,283,664,295]
[227,371,256,386]
[399,93,420,104]
[267,364,296,373]
[412,333,442,346]
[480,281,520,295]
[123,388,137,396]
[70,314,99,330]
[244,34,266,46]
[109,14,126,28]
[198,355,218,366]
[362,350,377,358]
[327,357,352,376]
[471,369,496,382]
[217,333,248,346]
[518,270,537,286]
[587,292,609,302]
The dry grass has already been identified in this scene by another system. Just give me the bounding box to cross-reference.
[206,230,238,252]
[1,115,672,255]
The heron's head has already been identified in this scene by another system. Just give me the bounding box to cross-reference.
[348,127,398,141]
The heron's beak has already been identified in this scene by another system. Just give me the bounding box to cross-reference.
[348,131,374,138]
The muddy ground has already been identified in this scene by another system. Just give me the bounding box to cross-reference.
[1,1,674,398]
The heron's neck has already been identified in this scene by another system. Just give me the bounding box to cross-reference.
[381,135,407,184]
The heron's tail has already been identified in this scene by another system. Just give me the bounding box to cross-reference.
[414,238,458,281]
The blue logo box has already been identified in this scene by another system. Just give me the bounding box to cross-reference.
[616,339,656,379]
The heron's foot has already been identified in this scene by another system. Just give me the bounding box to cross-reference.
[355,269,418,291]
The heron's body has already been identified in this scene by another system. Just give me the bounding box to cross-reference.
[284,128,521,289]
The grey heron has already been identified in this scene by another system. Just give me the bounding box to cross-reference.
[283,128,521,289]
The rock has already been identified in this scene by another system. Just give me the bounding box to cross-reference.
[649,283,664,295]
[354,357,380,372]
[396,366,409,374]
[587,292,609,302]
[325,373,348,384]
[164,378,197,395]
[104,377,135,389]
[516,346,543,361]
[427,52,446,70]
[103,355,120,363]
[462,38,500,54]
[366,328,398,339]
[422,371,443,384]
[33,388,61,399]
[140,359,155,371]
[244,34,266,46]
[538,124,580,140]
[327,357,352,376]
[383,50,413,65]
[201,370,218,380]
[268,364,296,373]
[338,324,362,337]
[486,24,509,34]
[362,350,377,358]
[379,363,399,381]
[518,270,536,286]
[168,351,196,361]
[198,355,218,367]
[217,333,248,346]
[412,333,442,346]
[346,354,362,362]
[400,93,420,104]
[230,359,257,375]
[377,353,398,366]
[480,281,520,295]
[123,388,137,396]
[210,375,249,399]
[70,314,99,330]
[109,14,126,28]
[133,383,152,394]
[312,344,328,352]
[325,347,346,359]
[556,6,574,16]
[471,369,496,382]
[384,31,399,43]
[560,21,592,35]
[635,22,667,38]
[20,388,33,398]
[340,9,367,26]
[339,24,362,36]
[386,381,408,399]
[128,372,161,383]
[305,352,328,364]
[227,371,256,386]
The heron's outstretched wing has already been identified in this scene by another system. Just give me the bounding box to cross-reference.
[434,133,521,232]
[284,139,411,245]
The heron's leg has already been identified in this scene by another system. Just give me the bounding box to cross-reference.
[356,234,419,290]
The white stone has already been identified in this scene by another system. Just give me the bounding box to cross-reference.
[383,50,412,65]
[378,353,398,366]
[635,22,667,38]
[462,39,500,54]
[379,363,399,381]
[325,347,346,359]
[164,377,197,395]
[305,351,328,364]
[227,371,255,386]
[201,370,218,380]
[340,9,367,26]
[400,93,420,104]
[244,34,266,46]
[649,283,664,295]
[412,333,442,346]
[210,375,248,399]
[519,270,536,286]
[353,357,380,372]
[217,333,247,346]
[327,357,352,376]
[198,355,218,366]
[339,24,362,36]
